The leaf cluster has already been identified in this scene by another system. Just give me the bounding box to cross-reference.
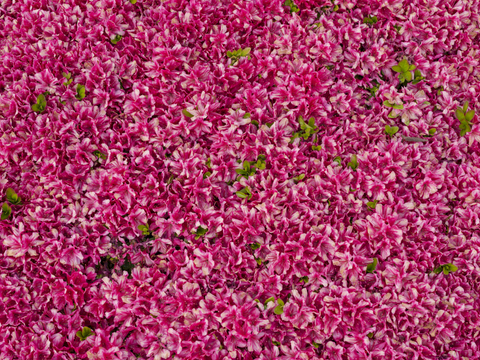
[433,263,458,275]
[227,48,251,65]
[284,0,300,13]
[290,116,318,143]
[455,101,475,136]
[384,125,399,137]
[32,94,47,113]
[392,58,416,83]
[236,186,252,200]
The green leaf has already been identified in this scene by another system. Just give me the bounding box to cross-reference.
[227,51,232,58]
[295,174,305,182]
[255,258,262,265]
[93,150,107,160]
[264,297,275,308]
[272,341,281,346]
[403,71,412,82]
[312,145,322,151]
[391,65,402,73]
[442,263,458,275]
[392,103,404,110]
[194,226,208,239]
[459,120,471,136]
[1,203,12,220]
[463,101,469,113]
[398,58,409,72]
[251,120,259,127]
[366,258,378,273]
[266,122,274,128]
[274,305,284,314]
[455,108,465,121]
[6,188,21,205]
[76,84,86,100]
[408,64,416,71]
[385,125,399,136]
[428,128,436,136]
[398,73,406,84]
[32,93,46,113]
[76,327,93,341]
[383,100,394,108]
[333,156,341,165]
[182,109,194,118]
[347,154,358,171]
[203,171,212,179]
[388,110,398,118]
[298,115,306,129]
[433,266,443,274]
[300,276,309,283]
[243,113,251,119]
[241,48,251,56]
[367,200,378,209]
[312,342,320,348]
[308,117,316,128]
[111,34,122,44]
[277,299,284,306]
[393,25,402,32]
[465,110,475,122]
[250,243,261,250]
[206,157,211,168]
[367,333,374,338]
[129,0,137,3]
[138,224,150,236]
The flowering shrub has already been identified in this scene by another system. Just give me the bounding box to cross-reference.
[1,0,480,359]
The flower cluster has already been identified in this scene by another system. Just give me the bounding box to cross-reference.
[1,0,480,358]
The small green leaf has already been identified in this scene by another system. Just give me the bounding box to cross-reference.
[428,128,436,136]
[264,297,275,307]
[388,110,398,118]
[398,58,409,72]
[347,154,358,171]
[255,258,262,265]
[111,34,122,44]
[138,224,150,236]
[312,342,320,348]
[251,120,259,127]
[227,51,232,58]
[206,157,211,168]
[408,64,416,71]
[463,101,469,113]
[294,174,305,182]
[298,115,306,129]
[333,156,341,165]
[254,299,260,303]
[272,341,281,346]
[300,276,309,283]
[366,258,378,273]
[442,263,458,275]
[459,120,471,136]
[433,266,443,274]
[465,110,475,122]
[398,73,406,84]
[367,200,378,209]
[455,108,465,121]
[403,71,412,82]
[241,47,251,56]
[1,203,12,220]
[367,333,374,339]
[93,150,107,160]
[203,171,212,179]
[266,122,274,128]
[393,25,402,32]
[312,145,322,151]
[32,94,46,113]
[76,84,86,100]
[383,100,394,108]
[392,103,404,110]
[76,327,94,341]
[385,125,399,136]
[274,304,284,315]
[243,112,251,119]
[194,226,208,240]
[250,243,261,250]
[6,188,21,205]
[277,299,284,306]
[182,109,194,118]
[129,0,137,3]
[391,65,402,73]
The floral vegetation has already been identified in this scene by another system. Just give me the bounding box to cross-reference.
[1,0,480,359]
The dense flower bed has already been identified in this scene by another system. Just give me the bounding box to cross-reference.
[1,0,480,358]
